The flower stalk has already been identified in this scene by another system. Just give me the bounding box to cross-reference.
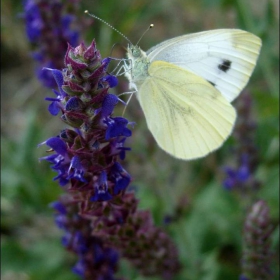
[240,200,274,280]
[39,39,180,279]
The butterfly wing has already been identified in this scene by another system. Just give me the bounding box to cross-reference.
[137,60,236,160]
[146,29,262,102]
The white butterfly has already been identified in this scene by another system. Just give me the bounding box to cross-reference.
[125,29,262,160]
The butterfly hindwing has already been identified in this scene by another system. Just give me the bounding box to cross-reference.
[137,61,237,160]
[146,29,262,102]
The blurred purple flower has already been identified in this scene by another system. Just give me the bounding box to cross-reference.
[240,200,274,279]
[23,0,81,88]
[50,199,121,280]
[222,92,260,193]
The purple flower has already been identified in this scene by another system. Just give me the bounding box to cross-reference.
[67,156,87,183]
[223,159,251,190]
[39,137,70,185]
[91,171,113,202]
[109,162,131,195]
[40,41,132,196]
[104,117,132,140]
[44,68,67,115]
[110,138,131,160]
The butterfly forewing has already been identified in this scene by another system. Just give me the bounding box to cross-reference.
[146,29,262,102]
[137,61,236,160]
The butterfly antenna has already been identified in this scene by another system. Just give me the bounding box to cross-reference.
[109,42,120,56]
[135,24,154,46]
[85,10,132,45]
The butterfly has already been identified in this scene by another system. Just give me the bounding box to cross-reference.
[124,29,262,160]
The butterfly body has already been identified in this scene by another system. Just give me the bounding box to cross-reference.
[125,29,262,160]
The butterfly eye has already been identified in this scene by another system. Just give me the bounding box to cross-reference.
[131,47,141,58]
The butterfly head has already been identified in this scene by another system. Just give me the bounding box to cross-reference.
[127,45,145,60]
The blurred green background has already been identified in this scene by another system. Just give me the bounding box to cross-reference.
[1,0,279,279]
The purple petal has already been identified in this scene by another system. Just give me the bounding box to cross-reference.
[42,68,66,93]
[48,101,60,115]
[114,176,130,194]
[223,178,235,190]
[72,260,86,277]
[102,75,118,88]
[101,94,118,117]
[49,201,67,214]
[46,137,67,155]
[237,165,250,182]
[69,156,82,169]
[102,57,111,69]
[105,117,132,139]
[65,97,83,111]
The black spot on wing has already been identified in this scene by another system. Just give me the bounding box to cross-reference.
[207,80,216,87]
[218,59,231,72]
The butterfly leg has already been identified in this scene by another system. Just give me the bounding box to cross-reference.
[109,58,125,75]
[117,90,136,116]
[109,58,132,76]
